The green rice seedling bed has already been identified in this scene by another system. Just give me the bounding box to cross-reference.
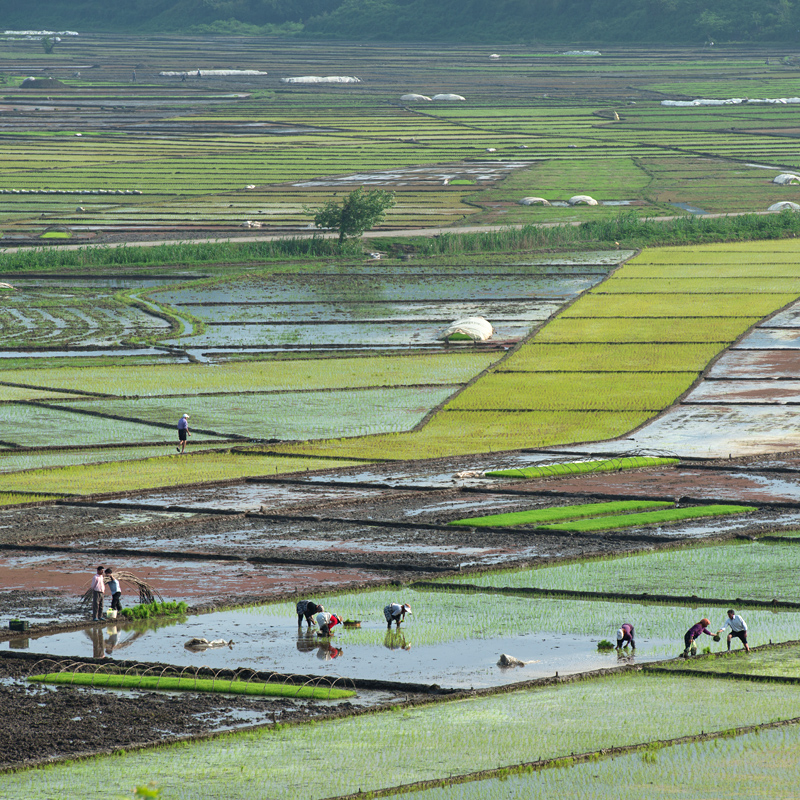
[499,343,724,372]
[28,672,355,699]
[563,293,794,318]
[0,385,86,402]
[0,444,234,474]
[445,372,696,411]
[380,723,800,800]
[449,500,674,527]
[2,353,499,397]
[622,262,800,278]
[542,505,756,533]
[600,277,800,294]
[0,492,59,506]
[651,644,800,679]
[6,673,800,800]
[271,409,653,461]
[0,453,362,496]
[451,541,800,603]
[484,456,679,479]
[535,317,762,343]
[60,386,458,441]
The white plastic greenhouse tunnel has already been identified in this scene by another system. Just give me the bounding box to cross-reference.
[768,202,800,211]
[519,197,551,206]
[281,76,361,84]
[568,195,598,205]
[438,316,494,342]
[400,93,432,101]
[773,173,800,185]
[432,93,466,101]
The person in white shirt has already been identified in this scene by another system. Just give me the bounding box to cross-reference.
[383,602,411,629]
[718,609,750,653]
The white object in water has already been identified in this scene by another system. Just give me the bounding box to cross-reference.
[568,194,598,205]
[439,316,494,341]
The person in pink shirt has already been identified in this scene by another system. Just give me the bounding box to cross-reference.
[91,566,107,622]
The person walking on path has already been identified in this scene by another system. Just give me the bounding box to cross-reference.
[91,566,106,621]
[105,568,122,613]
[718,609,751,653]
[384,602,412,629]
[683,617,714,657]
[315,610,342,636]
[296,600,322,627]
[177,413,190,453]
[616,622,635,650]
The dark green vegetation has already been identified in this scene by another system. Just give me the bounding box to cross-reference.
[1,0,798,42]
[309,187,395,246]
[28,672,356,699]
[119,600,188,619]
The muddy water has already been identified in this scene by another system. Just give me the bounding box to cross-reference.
[11,610,673,689]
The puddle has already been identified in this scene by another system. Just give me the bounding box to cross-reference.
[685,380,800,404]
[709,350,800,379]
[669,202,710,214]
[12,606,674,689]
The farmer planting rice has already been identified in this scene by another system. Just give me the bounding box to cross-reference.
[296,599,323,627]
[384,602,412,629]
[616,622,635,649]
[316,609,342,636]
[683,617,714,657]
[718,609,751,653]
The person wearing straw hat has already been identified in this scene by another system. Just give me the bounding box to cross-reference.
[682,618,714,657]
[316,610,342,637]
[176,413,190,454]
[384,602,412,629]
[616,622,635,650]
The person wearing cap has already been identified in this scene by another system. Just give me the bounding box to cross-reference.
[383,602,412,629]
[683,617,714,657]
[718,609,750,653]
[616,622,635,650]
[176,413,191,453]
[315,610,342,637]
[296,600,323,627]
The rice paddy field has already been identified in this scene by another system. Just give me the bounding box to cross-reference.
[5,36,800,800]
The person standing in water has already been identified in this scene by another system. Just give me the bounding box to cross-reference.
[383,602,412,629]
[616,623,635,650]
[718,609,751,653]
[683,618,714,657]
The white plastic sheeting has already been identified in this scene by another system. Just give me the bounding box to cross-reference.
[432,93,466,101]
[662,97,800,107]
[519,197,550,206]
[773,173,800,185]
[159,70,267,76]
[281,76,361,84]
[3,29,78,36]
[768,202,800,211]
[568,195,598,205]
[562,50,601,56]
[439,316,494,341]
[400,93,432,101]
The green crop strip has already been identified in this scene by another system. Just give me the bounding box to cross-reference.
[484,456,679,479]
[27,673,355,699]
[0,492,59,506]
[649,644,800,679]
[542,504,756,532]
[448,500,674,527]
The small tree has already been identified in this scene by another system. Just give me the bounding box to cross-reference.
[308,187,395,248]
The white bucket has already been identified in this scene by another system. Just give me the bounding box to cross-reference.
[107,609,117,620]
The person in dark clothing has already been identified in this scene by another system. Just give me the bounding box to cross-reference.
[296,600,322,626]
[616,622,635,649]
[683,618,713,657]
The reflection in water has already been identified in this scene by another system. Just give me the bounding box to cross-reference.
[316,642,343,660]
[384,631,411,651]
[81,621,159,658]
[296,630,317,653]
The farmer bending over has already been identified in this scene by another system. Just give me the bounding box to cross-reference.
[616,622,635,649]
[718,609,751,653]
[683,618,713,657]
[316,610,342,636]
[384,602,412,629]
[296,600,322,627]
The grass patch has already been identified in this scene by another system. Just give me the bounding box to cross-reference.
[449,500,674,527]
[651,644,800,679]
[0,492,60,506]
[485,456,679,479]
[542,505,757,532]
[27,672,355,699]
